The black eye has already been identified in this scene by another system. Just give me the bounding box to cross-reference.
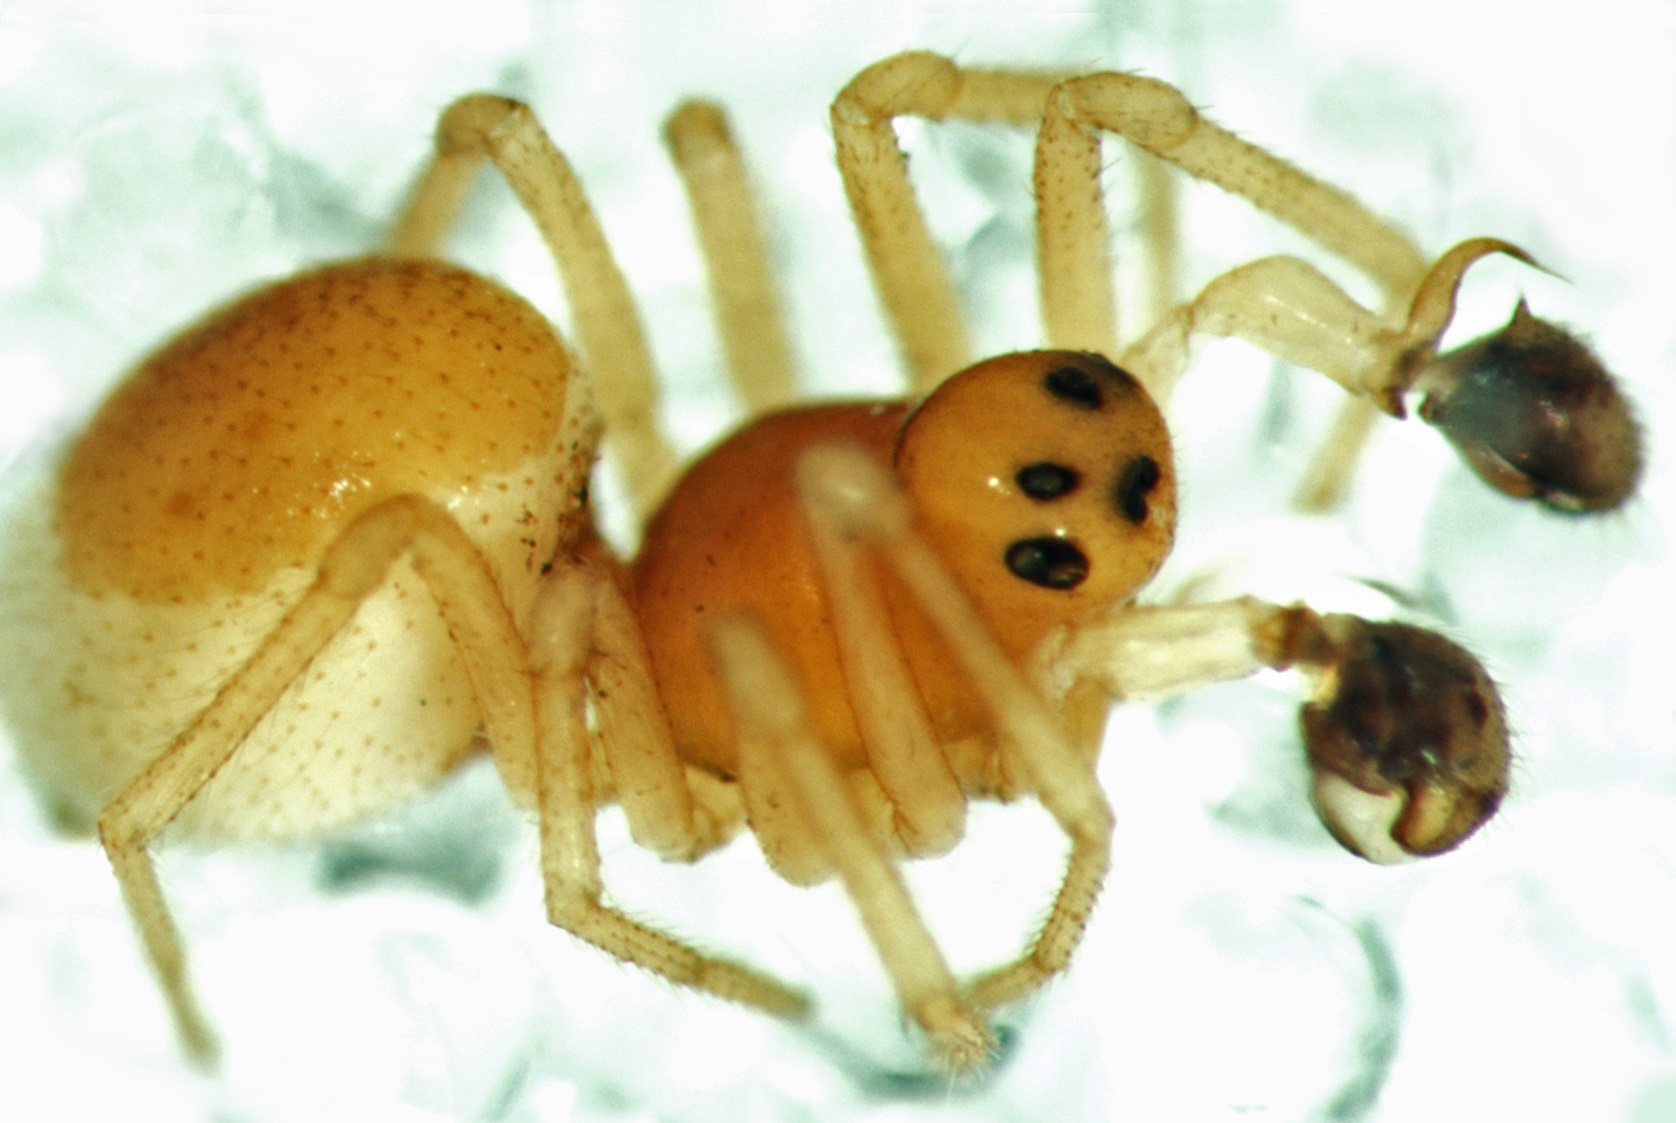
[1043,366,1103,410]
[1114,455,1161,523]
[1005,537,1089,590]
[1016,462,1079,500]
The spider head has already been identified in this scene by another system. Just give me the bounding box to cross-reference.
[894,350,1176,658]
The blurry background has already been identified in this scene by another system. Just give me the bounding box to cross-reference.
[0,1,1672,1120]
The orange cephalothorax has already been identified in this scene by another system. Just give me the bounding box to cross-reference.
[632,400,909,777]
[631,350,1175,782]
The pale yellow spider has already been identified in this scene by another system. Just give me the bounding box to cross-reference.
[0,51,1637,1075]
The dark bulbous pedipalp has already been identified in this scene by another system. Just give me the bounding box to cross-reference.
[1418,302,1641,513]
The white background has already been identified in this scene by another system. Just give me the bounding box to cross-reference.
[0,1,1672,1120]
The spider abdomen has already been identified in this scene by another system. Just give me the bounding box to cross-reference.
[2,258,580,837]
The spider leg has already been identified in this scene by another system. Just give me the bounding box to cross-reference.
[527,562,810,1019]
[794,445,1115,1014]
[794,448,966,858]
[830,52,1427,384]
[580,546,742,860]
[97,496,543,1067]
[387,94,678,518]
[1133,147,1182,334]
[832,53,1069,391]
[709,615,995,1074]
[1290,398,1386,513]
[1036,69,1429,318]
[832,51,1405,508]
[664,100,800,419]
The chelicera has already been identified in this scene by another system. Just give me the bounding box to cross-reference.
[0,51,1639,1074]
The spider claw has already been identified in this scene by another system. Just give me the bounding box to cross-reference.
[1300,617,1510,862]
[919,995,999,1076]
[1417,302,1642,512]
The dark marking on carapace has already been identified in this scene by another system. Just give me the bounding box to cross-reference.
[1043,366,1103,410]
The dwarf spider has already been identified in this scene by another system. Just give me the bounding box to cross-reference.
[0,49,1640,1077]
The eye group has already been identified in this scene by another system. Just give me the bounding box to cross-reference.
[1003,454,1160,591]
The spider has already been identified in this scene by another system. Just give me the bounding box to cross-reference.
[0,50,1639,1075]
